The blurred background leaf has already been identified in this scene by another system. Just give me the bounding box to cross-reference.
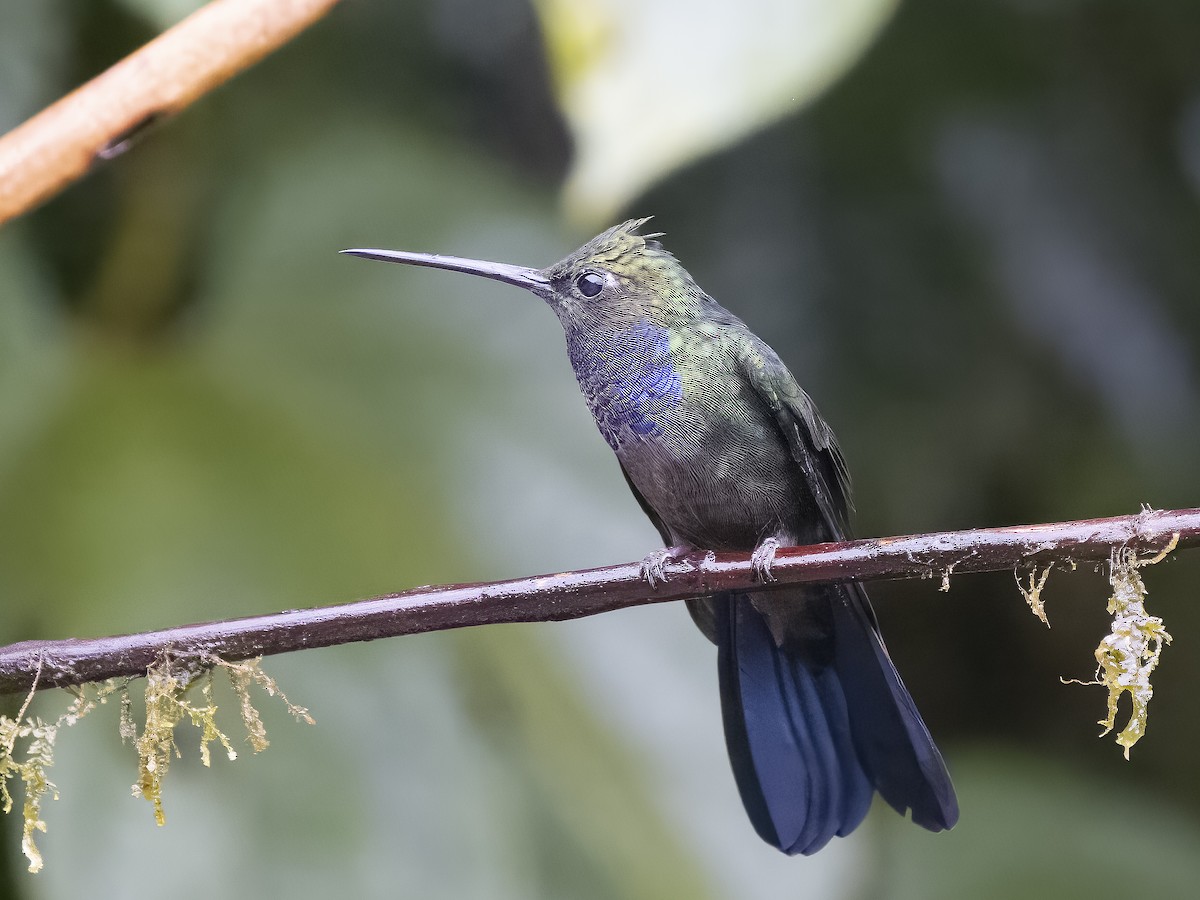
[535,0,900,222]
[2,0,1200,898]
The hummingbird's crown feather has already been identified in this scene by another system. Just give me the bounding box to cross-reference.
[553,217,669,273]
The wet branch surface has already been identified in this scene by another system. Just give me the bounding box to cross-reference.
[2,507,1197,695]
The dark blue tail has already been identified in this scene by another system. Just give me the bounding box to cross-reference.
[715,587,958,855]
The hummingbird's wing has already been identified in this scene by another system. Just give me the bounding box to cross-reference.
[739,342,852,541]
[730,341,959,842]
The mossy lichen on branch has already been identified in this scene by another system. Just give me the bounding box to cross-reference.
[1016,565,1053,627]
[1,672,126,873]
[131,652,314,825]
[132,654,233,826]
[1092,538,1176,758]
[1,652,313,873]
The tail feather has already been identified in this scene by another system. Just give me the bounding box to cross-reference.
[715,588,956,855]
[831,584,959,831]
[716,596,873,854]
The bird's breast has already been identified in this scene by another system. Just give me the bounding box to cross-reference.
[567,320,800,549]
[568,320,685,452]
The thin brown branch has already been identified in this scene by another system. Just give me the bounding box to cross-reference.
[1,507,1197,696]
[0,0,342,227]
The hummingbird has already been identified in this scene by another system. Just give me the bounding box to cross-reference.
[342,219,958,855]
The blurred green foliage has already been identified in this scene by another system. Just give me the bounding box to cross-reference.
[2,0,1200,898]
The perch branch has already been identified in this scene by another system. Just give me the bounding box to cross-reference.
[0,0,342,227]
[2,507,1197,695]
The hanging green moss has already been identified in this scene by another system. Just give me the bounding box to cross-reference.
[1,675,126,872]
[1093,538,1176,758]
[2,653,313,872]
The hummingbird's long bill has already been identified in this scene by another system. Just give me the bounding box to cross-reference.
[340,248,553,299]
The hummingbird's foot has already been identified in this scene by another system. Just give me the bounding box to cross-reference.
[751,537,780,583]
[641,546,688,588]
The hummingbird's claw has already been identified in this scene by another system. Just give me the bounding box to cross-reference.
[751,537,780,583]
[640,545,688,588]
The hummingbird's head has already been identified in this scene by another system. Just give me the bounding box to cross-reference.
[341,218,701,332]
[539,218,699,328]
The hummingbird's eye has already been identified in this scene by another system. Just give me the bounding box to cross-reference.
[575,271,605,298]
